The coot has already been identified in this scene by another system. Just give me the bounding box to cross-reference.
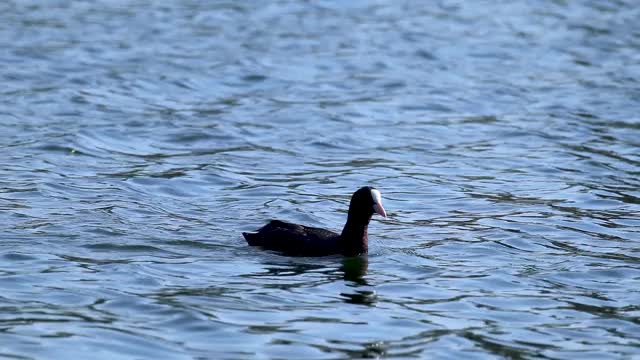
[243,186,387,256]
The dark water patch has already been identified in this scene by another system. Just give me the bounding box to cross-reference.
[2,253,38,261]
[82,243,169,254]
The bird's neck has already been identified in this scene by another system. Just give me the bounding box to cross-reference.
[340,214,371,256]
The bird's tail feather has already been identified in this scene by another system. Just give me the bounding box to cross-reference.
[243,232,260,246]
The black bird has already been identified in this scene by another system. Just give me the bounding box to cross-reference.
[243,186,387,256]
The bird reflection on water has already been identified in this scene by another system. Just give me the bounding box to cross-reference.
[340,256,377,306]
[340,256,369,284]
[244,255,376,304]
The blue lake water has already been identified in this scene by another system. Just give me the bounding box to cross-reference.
[1,1,640,358]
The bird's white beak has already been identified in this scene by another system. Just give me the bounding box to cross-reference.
[370,189,387,218]
[373,203,387,218]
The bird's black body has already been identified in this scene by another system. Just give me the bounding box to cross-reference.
[243,220,341,256]
[242,186,386,257]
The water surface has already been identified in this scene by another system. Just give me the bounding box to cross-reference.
[1,1,640,359]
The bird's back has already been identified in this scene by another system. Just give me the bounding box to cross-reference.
[243,220,340,256]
